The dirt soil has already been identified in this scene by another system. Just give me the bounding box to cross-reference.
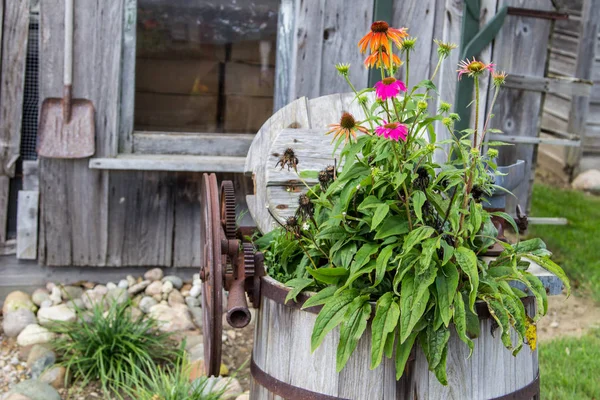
[538,293,600,342]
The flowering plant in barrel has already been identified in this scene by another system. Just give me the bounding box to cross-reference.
[254,21,570,384]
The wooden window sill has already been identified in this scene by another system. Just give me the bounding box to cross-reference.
[89,154,246,173]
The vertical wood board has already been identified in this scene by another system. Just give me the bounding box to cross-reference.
[16,190,39,260]
[0,175,8,243]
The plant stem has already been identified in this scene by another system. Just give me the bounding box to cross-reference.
[390,143,413,230]
[473,77,480,149]
[430,56,443,82]
[481,85,500,151]
[344,75,374,130]
[401,51,411,114]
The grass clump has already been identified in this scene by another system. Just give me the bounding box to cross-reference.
[122,353,227,400]
[48,298,180,394]
[539,329,600,399]
[530,183,600,301]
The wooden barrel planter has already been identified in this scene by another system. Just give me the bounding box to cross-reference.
[200,94,563,400]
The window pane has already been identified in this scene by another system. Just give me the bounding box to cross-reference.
[135,0,278,133]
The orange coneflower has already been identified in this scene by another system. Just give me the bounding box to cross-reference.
[364,47,403,69]
[358,21,408,54]
[457,58,495,80]
[326,112,369,144]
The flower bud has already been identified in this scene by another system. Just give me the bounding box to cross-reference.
[427,143,436,153]
[401,37,417,52]
[487,148,499,159]
[442,117,453,128]
[470,147,480,156]
[335,63,351,77]
[449,113,460,121]
[417,101,428,111]
[438,102,451,113]
[358,95,368,105]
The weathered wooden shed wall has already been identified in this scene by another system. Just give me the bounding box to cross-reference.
[36,0,561,267]
[539,0,600,178]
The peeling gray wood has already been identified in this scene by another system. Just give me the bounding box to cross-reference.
[0,0,29,177]
[0,240,16,256]
[133,132,254,157]
[274,0,296,111]
[16,191,39,260]
[504,74,592,97]
[89,155,247,173]
[22,161,39,191]
[172,173,202,268]
[0,175,9,243]
[486,134,580,147]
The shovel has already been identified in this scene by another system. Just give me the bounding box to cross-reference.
[37,0,95,158]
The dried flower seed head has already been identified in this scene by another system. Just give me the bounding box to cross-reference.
[296,193,314,220]
[319,165,336,190]
[492,70,508,87]
[457,58,495,80]
[286,216,298,227]
[471,185,485,202]
[434,39,458,59]
[417,100,428,111]
[325,165,336,179]
[439,102,451,113]
[335,63,351,77]
[340,112,356,129]
[487,148,499,159]
[276,147,300,171]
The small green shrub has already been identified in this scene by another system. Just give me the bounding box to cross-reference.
[123,353,227,400]
[48,298,180,394]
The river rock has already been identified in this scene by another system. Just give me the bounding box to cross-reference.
[168,290,185,306]
[128,280,150,295]
[3,309,37,337]
[196,377,243,400]
[106,282,117,290]
[26,344,55,368]
[29,349,56,379]
[189,285,202,298]
[5,379,61,400]
[94,285,108,295]
[162,275,183,289]
[39,300,53,309]
[17,325,56,347]
[49,287,62,305]
[236,393,250,400]
[118,279,129,289]
[65,298,85,310]
[81,289,107,311]
[139,296,158,313]
[39,366,67,389]
[144,268,164,281]
[185,296,200,308]
[145,281,163,296]
[2,291,36,314]
[31,289,50,307]
[189,307,203,328]
[162,280,174,294]
[148,304,194,332]
[4,393,32,400]
[106,288,129,306]
[37,304,76,326]
[59,285,83,300]
[572,169,600,194]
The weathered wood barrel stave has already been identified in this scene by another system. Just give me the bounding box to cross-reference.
[238,94,560,399]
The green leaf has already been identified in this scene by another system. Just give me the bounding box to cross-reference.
[284,278,313,303]
[400,274,430,343]
[435,263,459,327]
[454,247,479,312]
[395,331,417,380]
[513,238,546,254]
[501,293,526,355]
[384,331,395,359]
[311,289,359,352]
[469,201,482,235]
[527,255,570,296]
[371,203,390,231]
[489,211,520,237]
[370,292,400,369]
[307,267,348,285]
[453,292,474,357]
[520,272,548,318]
[335,242,357,270]
[440,240,454,266]
[433,344,448,385]
[412,191,426,224]
[374,217,409,239]
[302,286,337,310]
[374,245,395,287]
[299,170,319,179]
[484,295,513,350]
[425,325,450,370]
[402,226,435,255]
[336,297,371,372]
[351,243,379,274]
[417,237,440,275]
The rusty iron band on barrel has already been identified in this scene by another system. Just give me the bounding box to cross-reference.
[260,276,535,319]
[251,358,349,400]
[252,357,539,400]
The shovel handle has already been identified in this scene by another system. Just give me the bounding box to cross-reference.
[64,0,73,87]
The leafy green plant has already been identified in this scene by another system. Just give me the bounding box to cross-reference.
[48,298,180,394]
[256,22,569,384]
[121,352,227,400]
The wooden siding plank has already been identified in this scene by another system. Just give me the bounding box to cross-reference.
[132,133,254,157]
[274,0,296,111]
[16,191,39,260]
[106,171,175,267]
[504,74,592,97]
[172,172,202,267]
[89,155,247,173]
[0,0,29,177]
[0,176,8,244]
[118,0,137,153]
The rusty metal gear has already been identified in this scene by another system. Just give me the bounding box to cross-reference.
[220,181,237,239]
[242,242,256,277]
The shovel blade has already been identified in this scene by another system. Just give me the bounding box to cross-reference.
[37,97,95,158]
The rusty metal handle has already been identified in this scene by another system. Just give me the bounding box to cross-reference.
[226,277,251,328]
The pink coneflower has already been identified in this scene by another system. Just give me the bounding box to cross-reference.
[375,121,408,141]
[374,77,407,100]
[457,58,495,79]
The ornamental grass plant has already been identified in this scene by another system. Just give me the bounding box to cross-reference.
[47,298,180,395]
[255,21,570,384]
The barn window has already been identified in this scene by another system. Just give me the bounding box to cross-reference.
[134,0,278,134]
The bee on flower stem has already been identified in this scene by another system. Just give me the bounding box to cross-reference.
[276,148,299,171]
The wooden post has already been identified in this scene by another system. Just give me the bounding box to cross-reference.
[565,0,600,179]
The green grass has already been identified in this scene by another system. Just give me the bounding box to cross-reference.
[540,329,600,399]
[529,183,600,302]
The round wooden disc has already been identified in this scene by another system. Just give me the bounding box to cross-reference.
[200,173,223,376]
